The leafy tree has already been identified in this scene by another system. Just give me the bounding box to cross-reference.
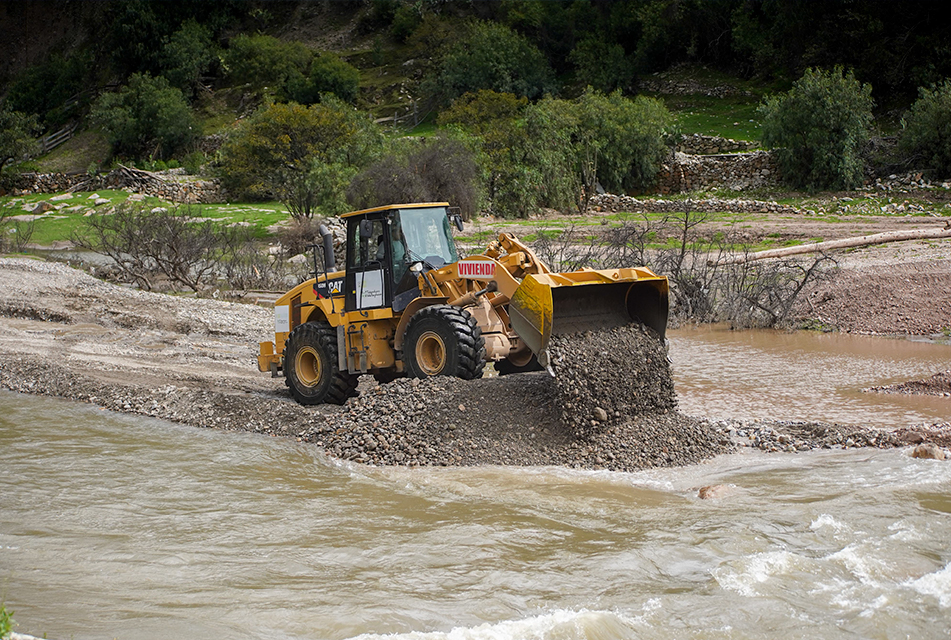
[569,38,633,93]
[573,90,672,194]
[347,136,482,218]
[0,104,41,177]
[438,91,533,217]
[439,89,672,217]
[759,67,874,190]
[286,52,361,104]
[428,21,555,104]
[218,98,383,219]
[224,34,360,104]
[223,34,311,93]
[899,79,951,179]
[5,52,91,128]
[160,19,217,96]
[90,73,198,160]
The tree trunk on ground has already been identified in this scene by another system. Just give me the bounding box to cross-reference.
[713,225,951,265]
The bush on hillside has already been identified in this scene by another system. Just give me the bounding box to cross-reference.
[218,98,383,219]
[437,89,672,217]
[899,79,951,179]
[427,21,555,104]
[5,52,92,128]
[223,34,360,105]
[90,73,198,160]
[569,38,634,93]
[223,34,311,92]
[346,137,481,219]
[0,104,41,178]
[759,66,874,190]
[159,19,217,96]
[285,52,361,104]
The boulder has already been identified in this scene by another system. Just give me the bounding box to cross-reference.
[912,443,946,460]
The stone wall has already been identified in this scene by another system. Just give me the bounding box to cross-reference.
[675,134,758,155]
[589,193,800,216]
[655,150,778,194]
[11,167,227,204]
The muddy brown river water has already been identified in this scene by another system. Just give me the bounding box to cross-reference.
[670,326,951,428]
[1,330,950,640]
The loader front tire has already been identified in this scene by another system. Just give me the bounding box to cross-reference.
[404,305,485,380]
[284,321,356,405]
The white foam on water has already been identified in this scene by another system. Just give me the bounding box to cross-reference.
[345,609,641,640]
[711,551,798,597]
[810,513,849,534]
[906,561,951,608]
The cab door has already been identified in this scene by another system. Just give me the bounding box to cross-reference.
[344,216,392,312]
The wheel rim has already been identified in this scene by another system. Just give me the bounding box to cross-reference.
[415,330,447,375]
[295,346,322,387]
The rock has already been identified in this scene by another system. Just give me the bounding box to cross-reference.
[94,198,111,206]
[593,407,608,422]
[31,201,54,214]
[50,193,73,201]
[912,443,946,460]
[698,484,731,499]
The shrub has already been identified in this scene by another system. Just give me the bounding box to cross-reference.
[569,38,633,93]
[427,21,555,105]
[4,51,91,127]
[286,52,361,104]
[347,136,481,218]
[159,19,217,96]
[73,204,253,292]
[218,98,383,219]
[224,34,360,105]
[572,90,673,194]
[90,73,198,160]
[0,104,41,177]
[899,79,951,178]
[759,67,874,190]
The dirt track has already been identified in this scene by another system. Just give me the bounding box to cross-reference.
[1,235,950,467]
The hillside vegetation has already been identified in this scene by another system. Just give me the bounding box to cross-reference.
[2,1,950,319]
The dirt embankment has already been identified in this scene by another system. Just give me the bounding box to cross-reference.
[0,253,948,468]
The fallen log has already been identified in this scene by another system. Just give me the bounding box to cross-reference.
[713,224,951,265]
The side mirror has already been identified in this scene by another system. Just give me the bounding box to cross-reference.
[453,214,464,232]
[359,219,374,239]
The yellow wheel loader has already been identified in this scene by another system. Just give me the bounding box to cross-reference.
[257,203,669,405]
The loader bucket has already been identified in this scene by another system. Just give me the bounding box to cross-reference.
[508,269,668,366]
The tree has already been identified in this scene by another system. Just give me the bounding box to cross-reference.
[569,37,633,93]
[759,67,874,190]
[160,19,217,97]
[223,34,311,93]
[218,98,383,219]
[428,21,555,104]
[347,136,482,218]
[899,79,951,179]
[286,52,361,105]
[90,73,198,160]
[0,105,40,177]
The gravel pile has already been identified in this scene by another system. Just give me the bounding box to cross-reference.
[548,324,676,437]
[706,418,951,453]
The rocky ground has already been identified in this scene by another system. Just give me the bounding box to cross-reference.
[1,233,949,469]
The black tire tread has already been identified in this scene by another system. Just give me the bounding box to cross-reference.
[283,321,357,405]
[404,305,485,380]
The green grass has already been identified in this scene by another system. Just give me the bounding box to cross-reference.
[662,94,762,141]
[2,191,294,247]
[0,603,14,638]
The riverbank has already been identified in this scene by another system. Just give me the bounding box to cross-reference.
[0,251,949,469]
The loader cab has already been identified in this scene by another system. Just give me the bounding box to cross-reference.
[343,203,462,313]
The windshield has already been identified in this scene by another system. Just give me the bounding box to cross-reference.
[397,207,458,266]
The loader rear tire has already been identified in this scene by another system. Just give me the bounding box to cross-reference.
[494,354,543,375]
[284,321,356,405]
[404,305,485,380]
